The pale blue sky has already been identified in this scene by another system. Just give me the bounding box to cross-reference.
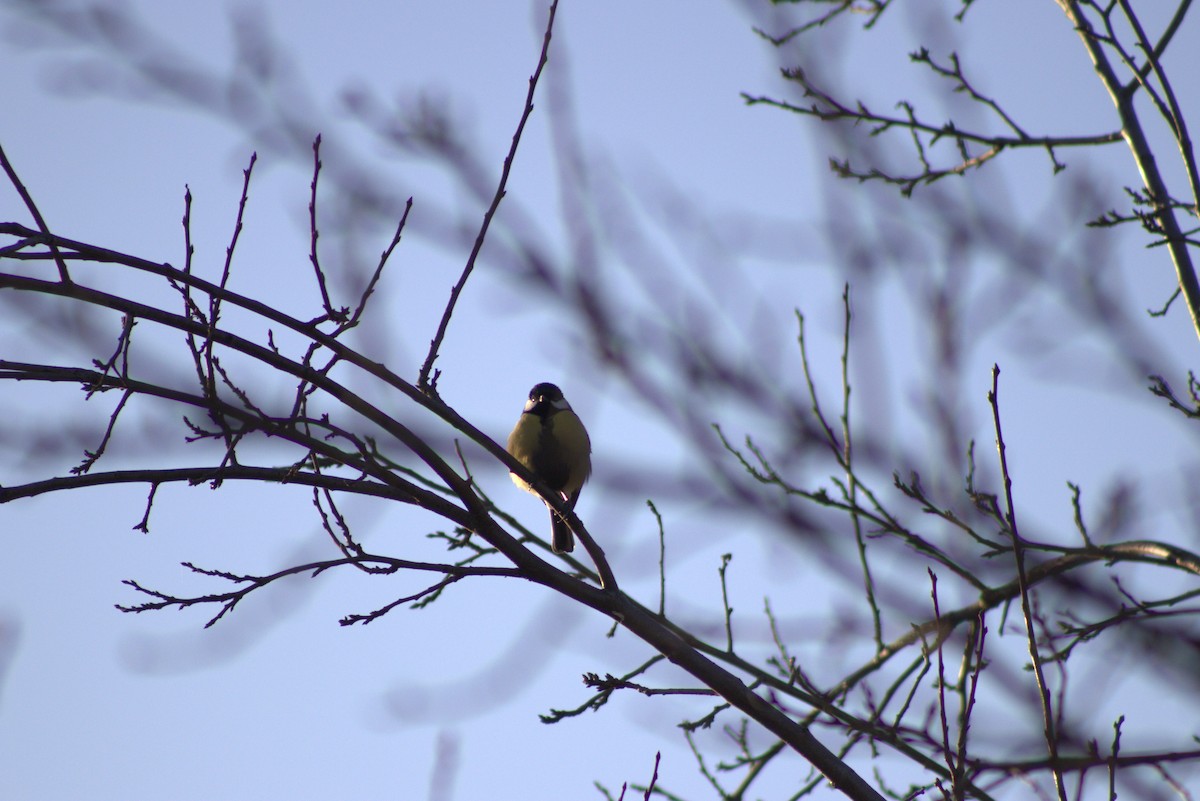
[3,2,1200,799]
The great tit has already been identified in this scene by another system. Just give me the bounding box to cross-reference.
[506,382,592,554]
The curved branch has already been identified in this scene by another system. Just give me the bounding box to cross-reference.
[0,464,404,505]
[741,91,1123,152]
[0,359,444,511]
[0,223,616,586]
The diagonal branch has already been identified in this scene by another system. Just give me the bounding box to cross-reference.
[1059,0,1200,345]
[0,141,72,283]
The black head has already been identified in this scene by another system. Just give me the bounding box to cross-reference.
[529,382,564,403]
[523,382,570,416]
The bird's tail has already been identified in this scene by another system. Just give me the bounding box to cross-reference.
[549,506,574,554]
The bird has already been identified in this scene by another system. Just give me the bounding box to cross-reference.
[506,382,592,554]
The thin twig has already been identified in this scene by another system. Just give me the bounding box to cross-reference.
[647,499,667,617]
[718,553,735,653]
[988,364,1067,801]
[839,285,882,650]
[417,0,560,391]
[306,134,341,320]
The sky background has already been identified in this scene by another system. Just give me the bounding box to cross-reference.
[2,1,1200,799]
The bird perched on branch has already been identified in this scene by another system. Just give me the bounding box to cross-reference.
[506,382,591,554]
